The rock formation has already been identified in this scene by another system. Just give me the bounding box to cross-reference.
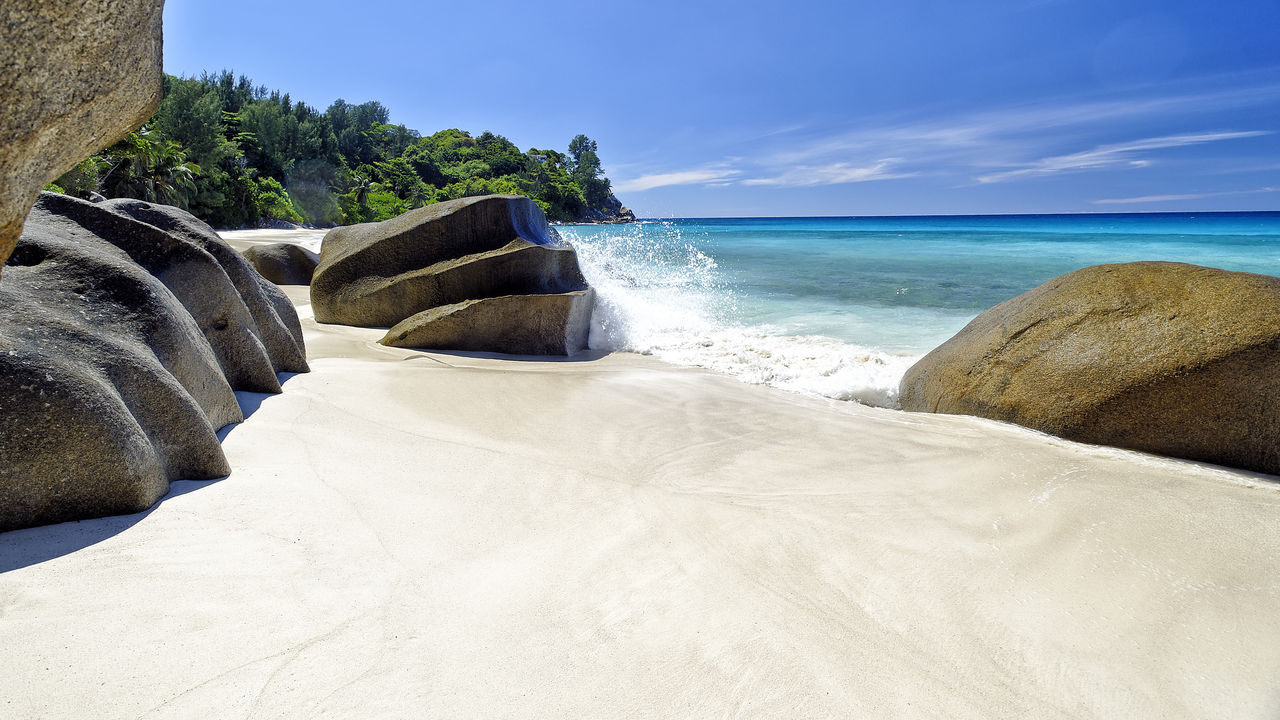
[311,195,594,355]
[899,261,1280,475]
[0,193,308,531]
[575,194,636,224]
[383,290,595,355]
[0,0,165,280]
[242,243,321,285]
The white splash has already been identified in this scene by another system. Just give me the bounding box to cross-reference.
[568,222,919,408]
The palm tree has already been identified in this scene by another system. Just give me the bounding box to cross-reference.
[98,129,201,207]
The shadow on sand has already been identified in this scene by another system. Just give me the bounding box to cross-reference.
[0,372,301,573]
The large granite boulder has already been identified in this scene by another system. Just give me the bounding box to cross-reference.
[0,193,308,531]
[242,243,321,285]
[383,290,595,355]
[311,195,593,355]
[0,0,165,280]
[899,261,1280,475]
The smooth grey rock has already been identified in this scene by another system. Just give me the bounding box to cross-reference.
[242,243,321,286]
[0,194,308,531]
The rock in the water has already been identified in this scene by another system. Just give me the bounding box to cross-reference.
[899,261,1280,475]
[383,290,596,355]
[242,243,321,285]
[311,195,593,355]
[0,0,165,279]
[0,193,309,531]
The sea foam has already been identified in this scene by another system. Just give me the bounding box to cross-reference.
[568,222,918,408]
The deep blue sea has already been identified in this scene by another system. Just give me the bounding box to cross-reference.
[556,212,1280,407]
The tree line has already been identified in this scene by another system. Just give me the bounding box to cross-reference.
[47,71,618,227]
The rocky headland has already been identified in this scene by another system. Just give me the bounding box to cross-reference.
[574,194,638,224]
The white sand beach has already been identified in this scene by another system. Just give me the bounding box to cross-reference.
[1,232,1278,718]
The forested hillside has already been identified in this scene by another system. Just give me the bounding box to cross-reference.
[48,71,625,227]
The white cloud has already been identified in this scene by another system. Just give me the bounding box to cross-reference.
[614,167,741,192]
[609,75,1280,199]
[742,160,914,187]
[1093,186,1278,204]
[976,131,1270,183]
[748,78,1280,185]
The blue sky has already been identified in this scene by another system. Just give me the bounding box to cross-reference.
[163,0,1280,217]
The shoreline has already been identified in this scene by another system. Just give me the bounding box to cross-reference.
[1,274,1278,717]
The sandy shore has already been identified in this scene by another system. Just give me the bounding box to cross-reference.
[217,227,329,253]
[2,236,1279,718]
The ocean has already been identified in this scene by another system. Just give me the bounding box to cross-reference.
[557,212,1280,408]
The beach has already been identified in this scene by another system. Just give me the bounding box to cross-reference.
[2,233,1279,718]
[560,214,1280,408]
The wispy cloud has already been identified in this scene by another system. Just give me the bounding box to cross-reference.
[740,78,1280,188]
[613,75,1280,196]
[1093,186,1278,205]
[977,131,1270,183]
[742,160,914,187]
[614,166,741,192]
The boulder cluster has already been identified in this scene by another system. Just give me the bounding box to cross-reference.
[310,195,594,355]
[0,193,308,531]
[900,261,1280,476]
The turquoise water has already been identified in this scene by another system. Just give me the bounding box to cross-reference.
[557,212,1280,406]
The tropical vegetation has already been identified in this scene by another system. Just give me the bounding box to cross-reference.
[48,71,619,227]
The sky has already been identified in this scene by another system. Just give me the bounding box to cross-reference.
[162,0,1280,217]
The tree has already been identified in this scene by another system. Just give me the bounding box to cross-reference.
[54,71,623,227]
[252,176,304,223]
[52,157,109,197]
[285,157,342,224]
[568,134,597,166]
[568,134,612,210]
[98,130,201,207]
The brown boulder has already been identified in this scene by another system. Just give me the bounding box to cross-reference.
[242,243,321,285]
[899,262,1280,475]
[318,237,586,328]
[383,290,595,356]
[0,0,165,280]
[311,195,593,355]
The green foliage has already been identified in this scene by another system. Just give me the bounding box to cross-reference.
[437,176,524,201]
[63,72,623,228]
[252,176,304,223]
[286,158,343,224]
[365,189,408,222]
[97,130,201,207]
[568,133,612,208]
[568,134,597,165]
[52,157,108,197]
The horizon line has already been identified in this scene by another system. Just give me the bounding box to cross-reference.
[618,208,1280,221]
